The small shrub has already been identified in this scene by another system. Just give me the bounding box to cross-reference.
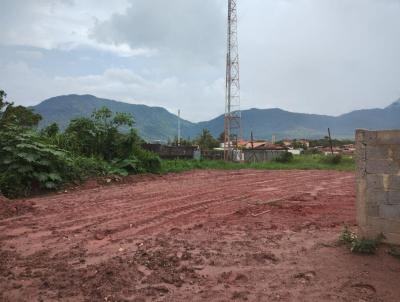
[321,154,342,165]
[339,227,384,254]
[303,148,322,155]
[339,226,357,245]
[71,156,109,178]
[351,238,380,254]
[275,151,293,163]
[133,147,161,173]
[389,246,400,260]
[109,156,140,176]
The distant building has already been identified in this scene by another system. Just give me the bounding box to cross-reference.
[298,139,310,148]
[287,149,303,155]
[282,139,310,148]
[237,140,286,150]
[341,144,356,155]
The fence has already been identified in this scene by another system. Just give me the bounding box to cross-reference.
[142,144,197,159]
[243,149,285,163]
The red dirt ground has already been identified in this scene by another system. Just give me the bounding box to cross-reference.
[1,170,399,302]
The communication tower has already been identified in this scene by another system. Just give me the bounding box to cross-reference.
[224,0,242,160]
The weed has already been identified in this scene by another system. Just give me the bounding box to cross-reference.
[275,151,294,163]
[351,238,380,254]
[339,227,385,254]
[339,226,357,245]
[321,154,342,165]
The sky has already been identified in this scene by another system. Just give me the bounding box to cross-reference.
[1,0,400,122]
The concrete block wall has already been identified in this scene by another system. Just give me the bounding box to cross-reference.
[356,129,400,244]
[243,149,285,163]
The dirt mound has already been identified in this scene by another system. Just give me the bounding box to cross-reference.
[0,199,35,219]
[135,245,200,288]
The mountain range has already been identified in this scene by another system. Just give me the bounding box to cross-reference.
[31,94,400,141]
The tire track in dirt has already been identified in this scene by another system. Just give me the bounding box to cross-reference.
[3,170,400,302]
[1,170,355,258]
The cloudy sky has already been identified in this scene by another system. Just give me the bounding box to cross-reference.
[1,0,400,121]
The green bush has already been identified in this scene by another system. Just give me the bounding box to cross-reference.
[350,238,381,254]
[0,128,77,198]
[71,156,109,178]
[275,151,293,163]
[339,227,384,254]
[108,156,140,176]
[339,226,357,245]
[133,147,161,173]
[321,154,342,165]
[303,148,322,155]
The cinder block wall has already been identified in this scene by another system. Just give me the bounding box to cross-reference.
[355,129,400,244]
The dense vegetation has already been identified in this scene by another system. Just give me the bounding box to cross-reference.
[0,90,160,198]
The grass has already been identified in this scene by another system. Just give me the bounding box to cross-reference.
[160,154,355,174]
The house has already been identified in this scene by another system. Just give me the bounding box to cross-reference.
[282,139,310,148]
[243,141,287,150]
[341,144,356,155]
[288,148,303,155]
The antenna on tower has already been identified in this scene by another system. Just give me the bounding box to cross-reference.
[224,0,241,161]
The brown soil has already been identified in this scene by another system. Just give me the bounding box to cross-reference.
[0,198,36,220]
[0,170,399,302]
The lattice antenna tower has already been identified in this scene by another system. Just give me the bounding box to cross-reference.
[224,0,242,160]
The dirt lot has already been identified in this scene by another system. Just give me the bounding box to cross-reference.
[1,170,399,302]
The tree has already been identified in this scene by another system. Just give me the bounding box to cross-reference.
[171,136,193,147]
[0,90,42,129]
[64,117,97,156]
[91,107,135,160]
[292,140,308,150]
[0,90,10,113]
[91,107,134,130]
[218,131,225,143]
[195,129,219,150]
[63,107,137,160]
[41,123,59,138]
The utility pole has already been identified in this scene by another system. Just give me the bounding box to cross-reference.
[178,109,181,146]
[224,0,242,161]
[328,128,333,155]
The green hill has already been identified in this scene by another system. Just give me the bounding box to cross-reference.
[31,94,194,142]
[32,94,400,141]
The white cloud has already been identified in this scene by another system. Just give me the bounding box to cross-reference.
[1,0,400,120]
[53,68,225,121]
[0,62,224,121]
[0,0,149,57]
[91,0,226,64]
